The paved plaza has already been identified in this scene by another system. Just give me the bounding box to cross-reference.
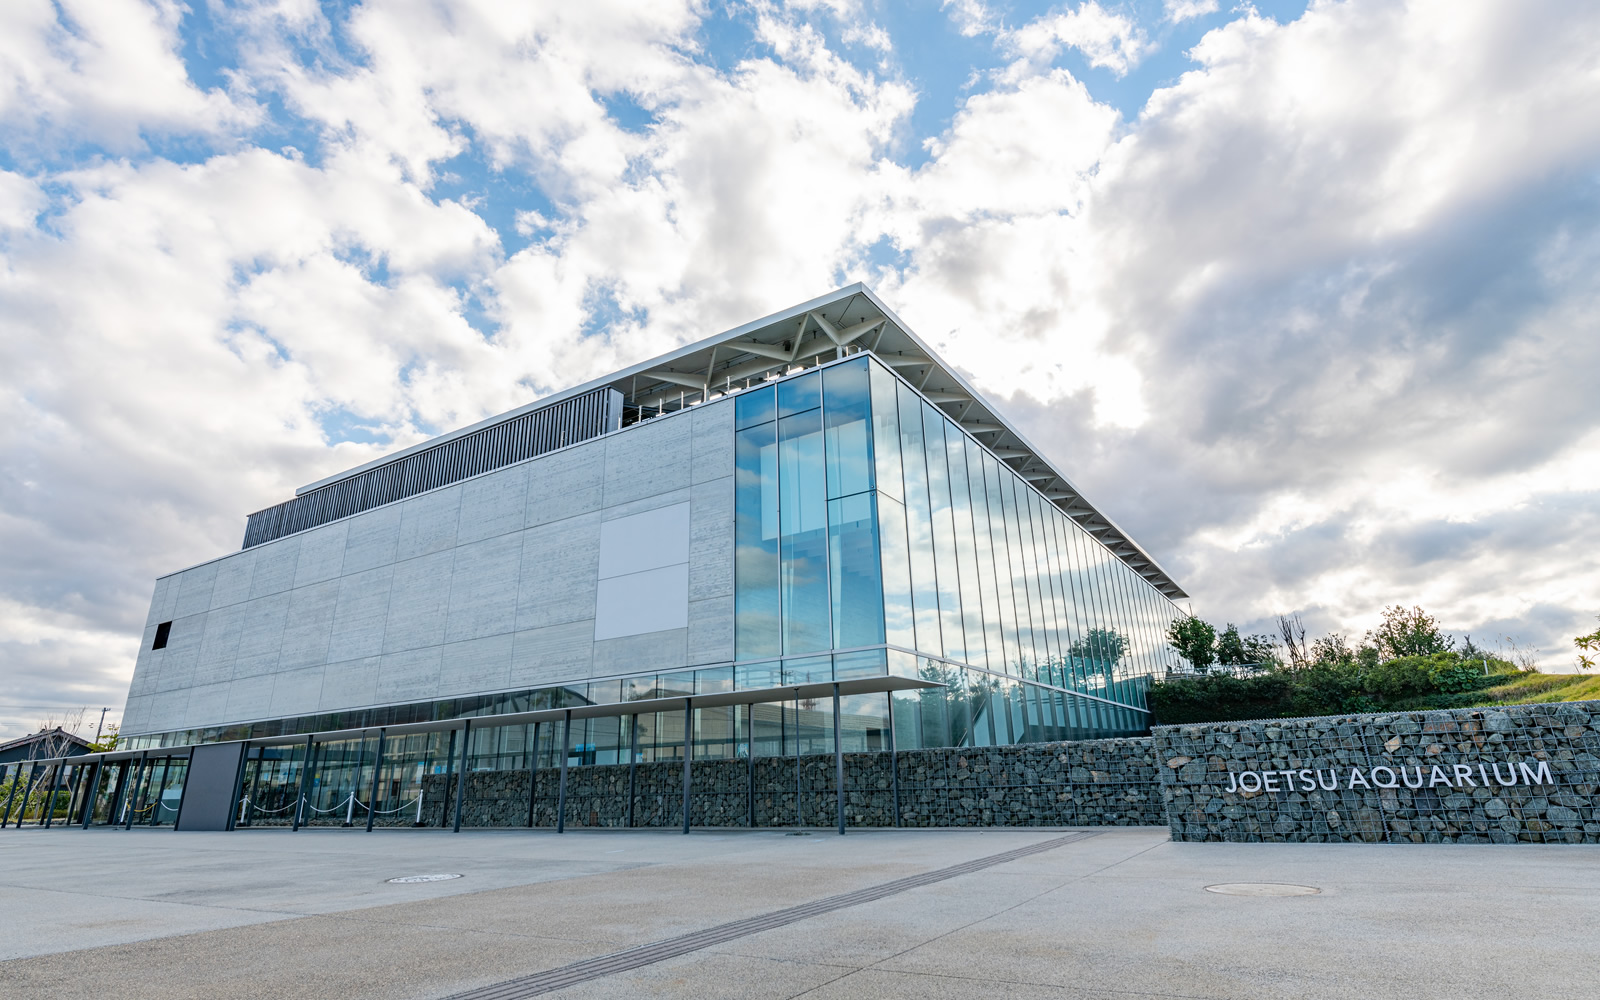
[1,824,1596,999]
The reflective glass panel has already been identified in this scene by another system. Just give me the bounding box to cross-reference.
[877,493,915,648]
[823,358,873,500]
[896,381,942,655]
[734,385,775,429]
[868,360,903,502]
[734,411,780,659]
[945,419,988,669]
[777,369,821,418]
[828,492,885,648]
[921,403,965,663]
[778,406,830,653]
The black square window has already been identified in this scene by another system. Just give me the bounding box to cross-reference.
[152,621,172,650]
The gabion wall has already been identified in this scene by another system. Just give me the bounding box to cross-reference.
[418,736,1163,829]
[1153,701,1600,843]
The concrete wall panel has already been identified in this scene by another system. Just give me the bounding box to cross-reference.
[396,484,461,560]
[603,415,691,507]
[292,521,348,588]
[444,535,522,643]
[509,622,593,688]
[382,551,453,653]
[342,505,401,575]
[439,632,514,698]
[516,513,599,630]
[173,563,220,619]
[277,579,339,671]
[458,466,528,545]
[232,592,292,679]
[247,537,301,600]
[325,566,393,664]
[319,656,380,713]
[690,398,734,485]
[209,550,256,610]
[377,646,442,704]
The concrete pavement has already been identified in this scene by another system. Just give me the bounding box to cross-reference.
[1,824,1596,999]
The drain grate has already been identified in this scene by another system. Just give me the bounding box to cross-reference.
[445,831,1100,1000]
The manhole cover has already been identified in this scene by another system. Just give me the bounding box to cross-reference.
[386,873,463,884]
[1205,883,1320,896]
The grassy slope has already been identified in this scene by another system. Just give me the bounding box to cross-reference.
[1447,671,1600,708]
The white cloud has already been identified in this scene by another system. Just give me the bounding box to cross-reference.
[0,0,253,154]
[3,0,1600,738]
[1006,2,1154,78]
[1165,0,1219,23]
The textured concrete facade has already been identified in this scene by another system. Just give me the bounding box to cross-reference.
[1154,701,1600,843]
[123,399,735,736]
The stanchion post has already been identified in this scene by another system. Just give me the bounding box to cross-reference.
[366,729,386,833]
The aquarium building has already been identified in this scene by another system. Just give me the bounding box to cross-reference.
[109,285,1187,822]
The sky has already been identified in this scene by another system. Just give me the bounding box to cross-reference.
[2,0,1598,741]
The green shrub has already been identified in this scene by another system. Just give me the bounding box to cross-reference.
[1148,651,1524,724]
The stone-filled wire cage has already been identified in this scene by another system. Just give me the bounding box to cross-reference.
[1154,701,1600,844]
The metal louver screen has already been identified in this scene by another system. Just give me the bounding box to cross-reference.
[242,387,623,549]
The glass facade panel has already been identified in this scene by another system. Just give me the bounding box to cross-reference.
[946,422,989,670]
[778,405,829,653]
[921,403,966,663]
[828,493,884,648]
[822,359,873,500]
[895,381,943,655]
[735,389,780,659]
[963,437,1007,673]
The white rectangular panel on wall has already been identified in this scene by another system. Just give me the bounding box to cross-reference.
[594,502,691,640]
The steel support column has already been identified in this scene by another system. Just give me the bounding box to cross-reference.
[794,691,803,829]
[81,761,104,829]
[556,711,570,834]
[627,714,639,829]
[292,734,315,831]
[228,743,253,831]
[886,692,901,828]
[746,704,756,828]
[2,764,19,827]
[833,683,845,836]
[42,762,65,829]
[13,763,37,828]
[452,719,471,833]
[681,697,693,835]
[526,722,540,828]
[124,751,149,831]
[365,729,386,832]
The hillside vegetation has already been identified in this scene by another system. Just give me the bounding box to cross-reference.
[1149,605,1600,725]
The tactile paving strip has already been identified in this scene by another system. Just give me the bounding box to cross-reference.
[445,831,1101,999]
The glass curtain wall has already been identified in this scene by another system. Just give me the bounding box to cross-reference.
[731,352,1183,744]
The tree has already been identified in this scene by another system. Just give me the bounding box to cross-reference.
[89,724,120,752]
[1278,613,1311,669]
[1576,616,1600,672]
[1368,605,1453,659]
[1215,624,1246,665]
[1166,616,1216,672]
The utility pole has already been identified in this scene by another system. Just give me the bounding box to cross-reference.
[94,708,108,746]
